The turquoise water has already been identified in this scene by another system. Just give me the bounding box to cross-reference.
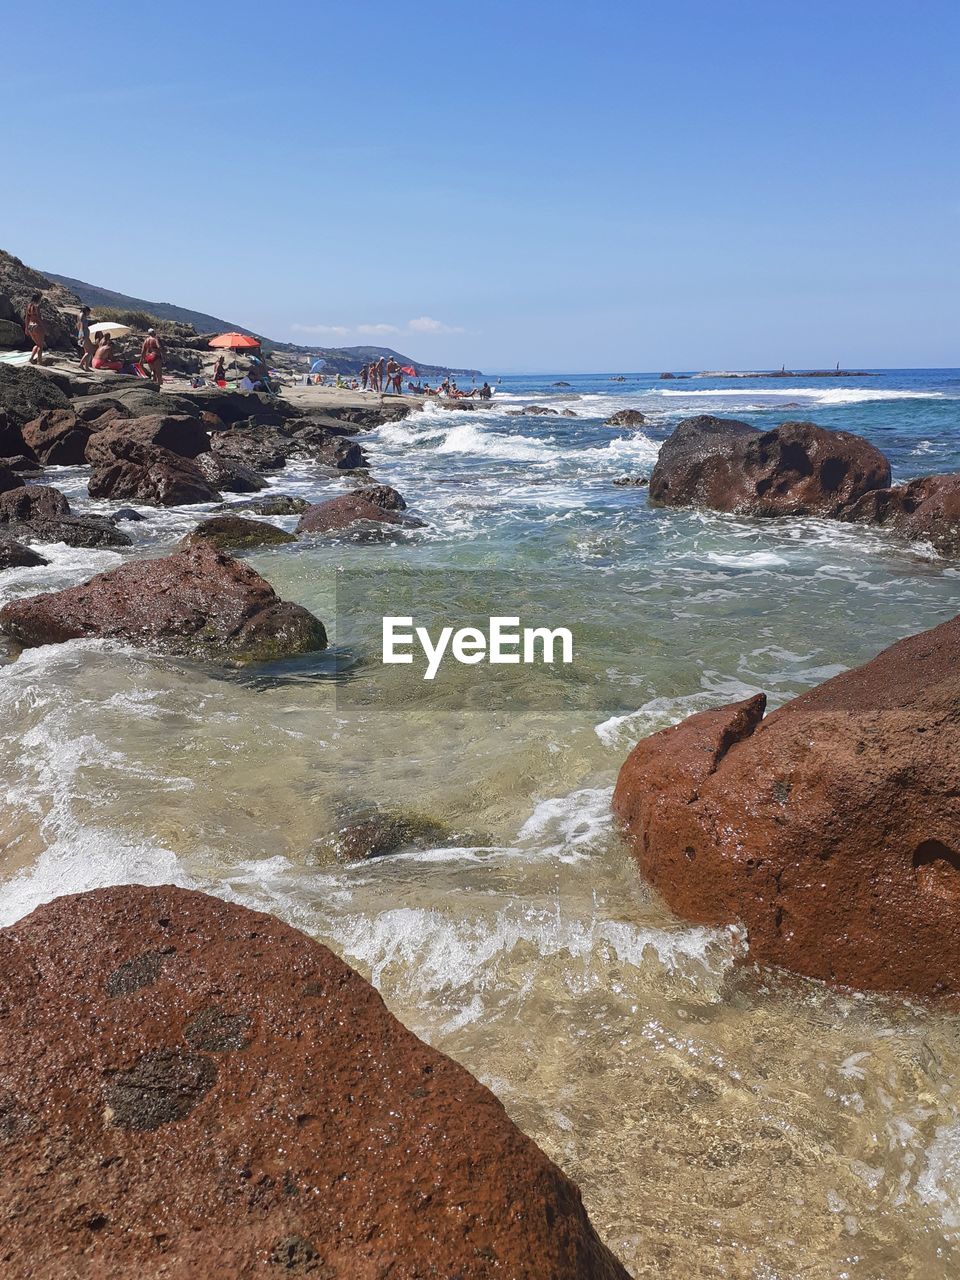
[1,369,959,1277]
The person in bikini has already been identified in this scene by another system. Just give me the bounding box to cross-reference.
[24,293,46,365]
[140,328,164,388]
[77,306,94,371]
[92,332,123,372]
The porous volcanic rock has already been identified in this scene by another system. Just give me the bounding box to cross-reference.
[84,414,210,466]
[606,409,646,427]
[649,416,891,517]
[0,543,325,663]
[612,615,960,999]
[180,515,296,552]
[0,484,71,522]
[88,441,220,506]
[197,451,267,494]
[22,409,92,465]
[841,473,960,556]
[0,884,628,1280]
[0,534,48,569]
[296,487,413,534]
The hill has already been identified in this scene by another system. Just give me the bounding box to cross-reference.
[43,270,482,378]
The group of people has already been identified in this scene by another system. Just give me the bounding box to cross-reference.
[76,305,164,388]
[359,356,406,394]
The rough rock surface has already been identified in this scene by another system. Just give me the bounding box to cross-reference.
[649,415,891,517]
[842,473,960,556]
[0,534,48,569]
[0,462,24,494]
[0,885,628,1280]
[236,493,310,516]
[88,441,220,506]
[0,484,71,523]
[197,451,267,493]
[22,409,92,465]
[0,543,325,663]
[0,362,72,429]
[211,427,289,472]
[612,615,960,999]
[296,488,412,534]
[180,515,296,552]
[84,414,210,465]
[0,409,34,462]
[4,513,132,549]
[606,409,646,427]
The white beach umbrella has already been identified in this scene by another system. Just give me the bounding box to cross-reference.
[89,322,131,340]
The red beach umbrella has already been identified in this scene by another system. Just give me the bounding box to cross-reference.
[401,365,416,376]
[209,332,261,350]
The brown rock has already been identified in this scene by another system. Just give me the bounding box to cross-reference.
[612,615,960,999]
[0,484,71,523]
[211,427,289,472]
[0,462,24,494]
[649,416,891,517]
[0,542,326,663]
[296,487,413,534]
[197,451,267,494]
[605,409,646,427]
[0,534,48,569]
[84,414,210,466]
[4,514,132,550]
[22,409,92,465]
[180,515,296,552]
[842,473,960,555]
[350,483,407,511]
[0,885,628,1280]
[88,441,220,507]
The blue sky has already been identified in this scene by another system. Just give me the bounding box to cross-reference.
[2,1,957,371]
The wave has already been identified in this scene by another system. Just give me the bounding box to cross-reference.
[654,387,949,405]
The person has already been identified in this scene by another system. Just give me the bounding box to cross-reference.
[384,357,399,390]
[359,363,369,390]
[140,328,164,388]
[213,355,227,386]
[24,293,46,366]
[91,332,123,372]
[77,306,94,371]
[479,381,492,400]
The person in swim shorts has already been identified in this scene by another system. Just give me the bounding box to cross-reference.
[92,332,123,372]
[140,328,164,388]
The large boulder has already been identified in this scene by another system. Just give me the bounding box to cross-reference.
[0,542,326,663]
[210,427,289,472]
[605,409,646,427]
[88,441,220,506]
[0,251,80,351]
[174,387,302,426]
[84,414,210,466]
[841,473,960,556]
[22,408,92,465]
[0,885,627,1280]
[0,363,72,430]
[0,534,48,569]
[4,514,133,549]
[196,451,267,494]
[0,484,71,522]
[0,463,22,494]
[0,409,32,462]
[0,317,25,348]
[180,515,296,551]
[612,614,960,999]
[649,416,891,517]
[296,486,412,534]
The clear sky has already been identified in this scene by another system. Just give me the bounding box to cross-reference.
[2,1,957,371]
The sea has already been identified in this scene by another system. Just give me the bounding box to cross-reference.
[2,368,959,1277]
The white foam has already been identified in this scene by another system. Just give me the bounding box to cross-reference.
[654,386,948,405]
[706,551,790,568]
[516,787,615,861]
[595,677,762,749]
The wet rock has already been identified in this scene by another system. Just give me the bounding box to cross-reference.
[841,473,960,556]
[296,489,415,534]
[0,542,326,663]
[0,464,21,495]
[649,416,891,517]
[612,475,650,487]
[22,409,92,465]
[0,485,71,523]
[0,884,627,1279]
[349,483,407,511]
[295,432,368,470]
[507,404,559,417]
[605,409,646,427]
[313,806,453,862]
[180,515,296,552]
[236,493,311,517]
[0,359,72,430]
[210,427,289,472]
[560,408,579,418]
[197,451,267,494]
[612,614,960,999]
[0,409,32,462]
[111,507,145,523]
[88,441,220,507]
[84,414,210,465]
[0,535,48,569]
[5,514,132,549]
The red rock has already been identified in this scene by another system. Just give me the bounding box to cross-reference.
[0,484,70,522]
[0,885,628,1280]
[0,542,326,663]
[842,472,960,555]
[88,440,220,506]
[296,489,410,534]
[84,414,210,466]
[649,416,891,517]
[613,615,960,999]
[22,408,92,465]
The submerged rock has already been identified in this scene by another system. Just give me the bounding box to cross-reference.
[88,440,220,506]
[612,614,960,999]
[841,473,960,556]
[0,885,628,1280]
[0,542,325,663]
[180,515,296,552]
[313,806,453,862]
[649,415,891,517]
[296,486,415,534]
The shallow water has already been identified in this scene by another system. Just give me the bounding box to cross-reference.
[2,369,959,1277]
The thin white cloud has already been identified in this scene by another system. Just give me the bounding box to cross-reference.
[290,323,351,337]
[408,315,464,334]
[356,323,400,336]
